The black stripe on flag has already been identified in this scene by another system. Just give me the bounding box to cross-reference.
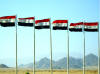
[53,26,67,30]
[18,22,33,27]
[0,23,15,27]
[84,29,98,32]
[69,28,82,32]
[35,25,50,29]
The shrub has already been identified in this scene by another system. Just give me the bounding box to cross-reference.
[26,72,29,74]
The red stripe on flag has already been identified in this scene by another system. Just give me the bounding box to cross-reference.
[52,20,68,24]
[0,16,16,19]
[35,19,50,24]
[19,17,34,20]
[84,22,98,26]
[70,22,83,26]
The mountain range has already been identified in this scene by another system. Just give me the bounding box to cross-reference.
[19,53,98,69]
[0,53,98,69]
[0,64,9,68]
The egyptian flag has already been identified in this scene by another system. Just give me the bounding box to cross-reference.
[52,20,68,30]
[84,22,99,32]
[18,17,35,27]
[0,15,16,27]
[35,19,50,29]
[69,22,83,32]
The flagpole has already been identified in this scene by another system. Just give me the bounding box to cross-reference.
[67,22,69,74]
[98,23,100,74]
[15,15,18,74]
[98,1,100,74]
[50,18,53,74]
[83,22,85,74]
[33,18,36,74]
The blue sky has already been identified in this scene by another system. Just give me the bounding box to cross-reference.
[0,0,99,67]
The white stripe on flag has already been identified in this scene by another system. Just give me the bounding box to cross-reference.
[53,23,67,27]
[0,19,15,23]
[85,26,98,29]
[70,25,83,29]
[18,19,34,23]
[36,22,49,26]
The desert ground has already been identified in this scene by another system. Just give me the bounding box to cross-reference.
[0,68,98,74]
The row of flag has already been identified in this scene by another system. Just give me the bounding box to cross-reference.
[0,15,99,32]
